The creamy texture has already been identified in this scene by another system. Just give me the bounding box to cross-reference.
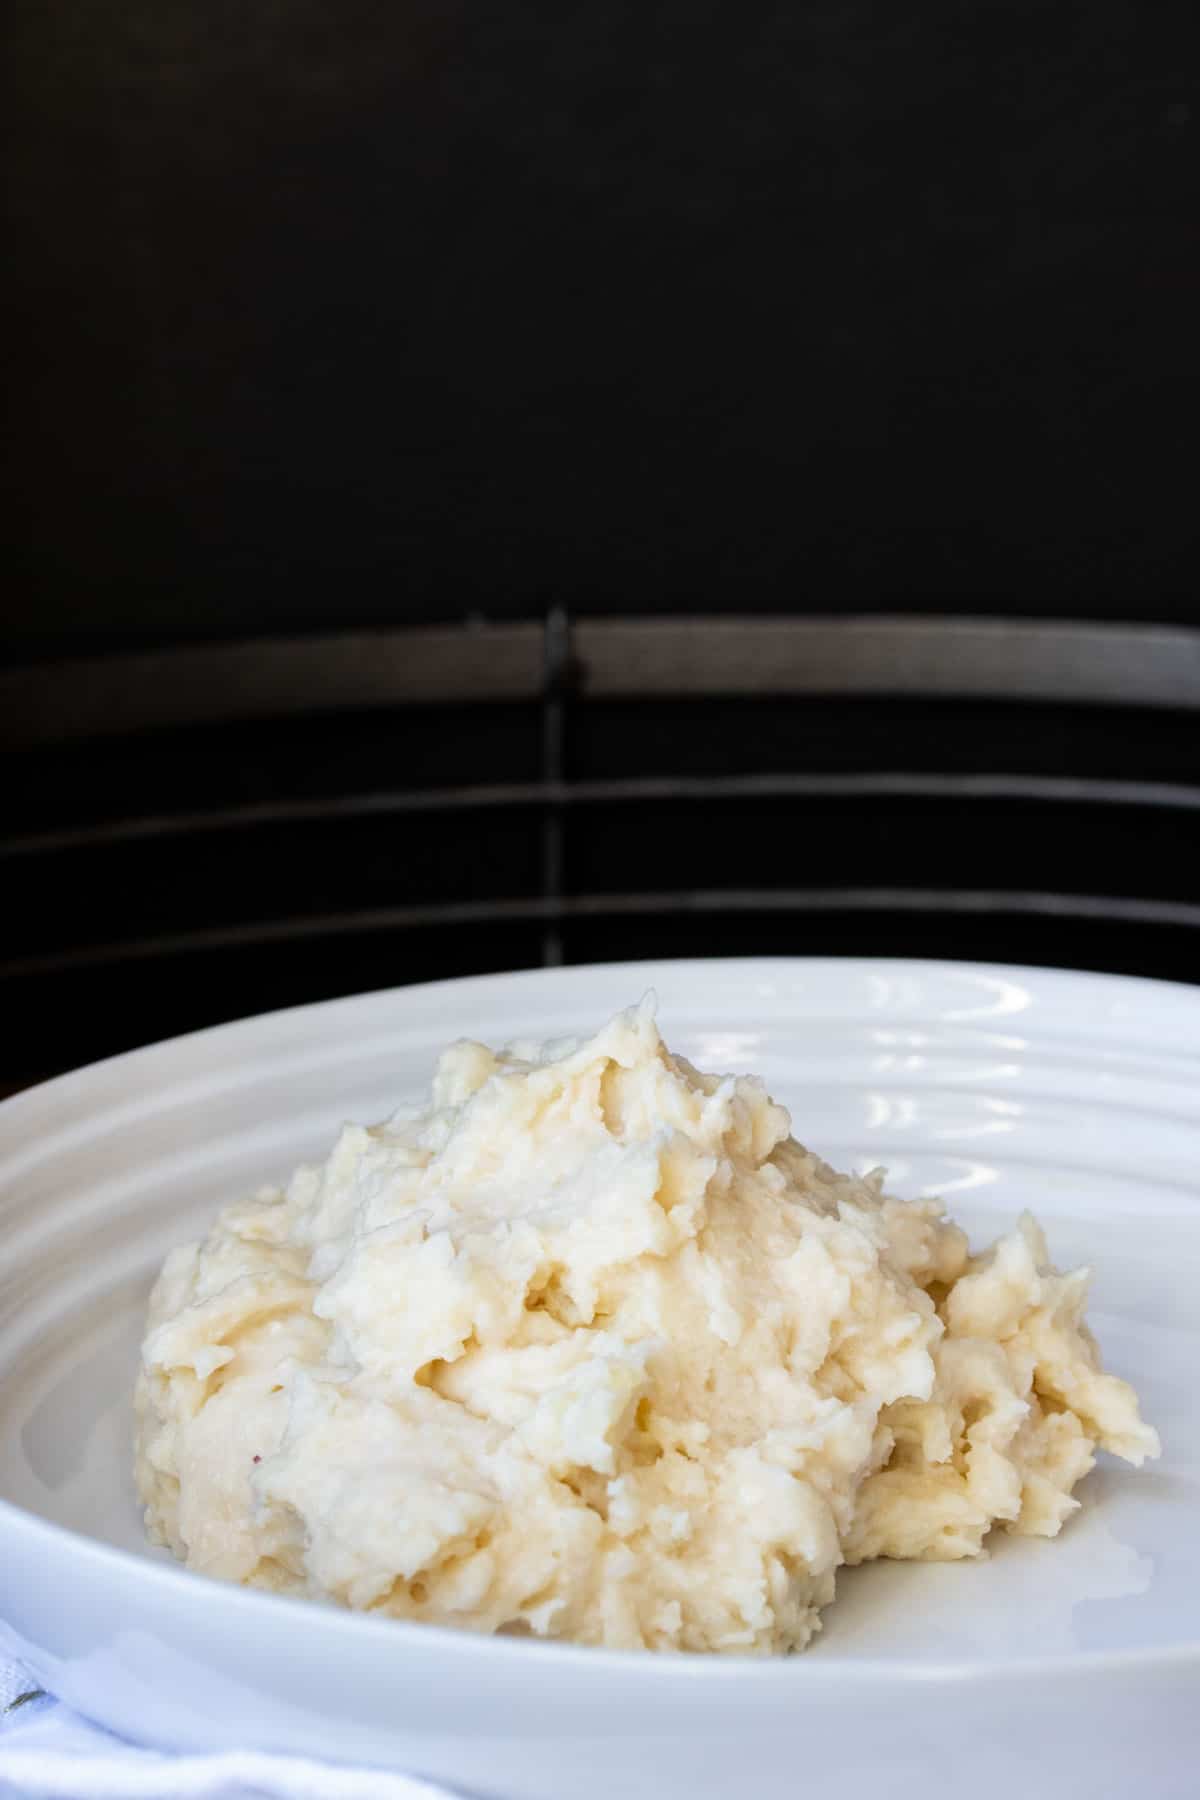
[135,1000,1159,1653]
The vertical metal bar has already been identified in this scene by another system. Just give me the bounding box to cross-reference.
[541,606,570,966]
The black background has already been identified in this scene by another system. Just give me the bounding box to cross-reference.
[4,4,1200,1086]
[5,0,1199,658]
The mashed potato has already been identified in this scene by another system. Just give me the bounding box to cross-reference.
[135,999,1158,1653]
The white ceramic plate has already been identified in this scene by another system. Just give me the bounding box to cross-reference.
[1,959,1197,1800]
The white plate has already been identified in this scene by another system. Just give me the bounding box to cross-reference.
[1,959,1197,1800]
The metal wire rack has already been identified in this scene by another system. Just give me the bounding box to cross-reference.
[4,612,1200,1088]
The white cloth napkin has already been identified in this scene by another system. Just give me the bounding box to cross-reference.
[0,1649,463,1800]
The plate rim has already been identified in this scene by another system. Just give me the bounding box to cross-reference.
[4,953,1199,1126]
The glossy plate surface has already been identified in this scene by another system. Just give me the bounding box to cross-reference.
[1,960,1197,1798]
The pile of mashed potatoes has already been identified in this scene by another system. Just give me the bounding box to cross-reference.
[135,999,1159,1653]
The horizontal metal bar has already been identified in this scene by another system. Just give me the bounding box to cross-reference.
[4,887,1199,982]
[5,615,1200,748]
[574,616,1200,709]
[5,770,1200,860]
[0,623,545,749]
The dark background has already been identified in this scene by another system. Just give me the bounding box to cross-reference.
[5,0,1199,657]
[3,3,1199,1088]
